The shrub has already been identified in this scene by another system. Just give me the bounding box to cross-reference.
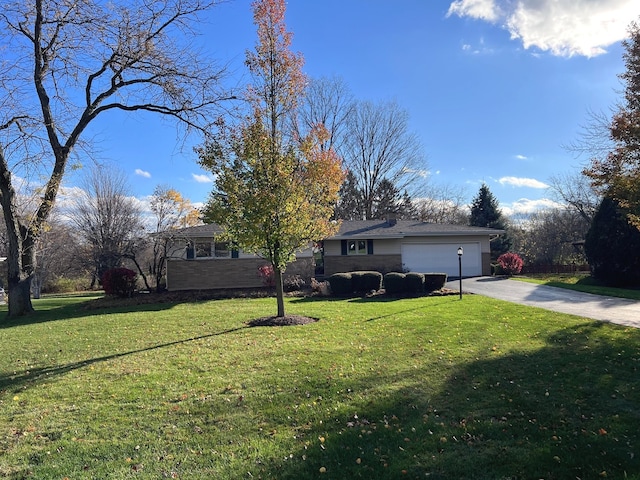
[311,278,331,296]
[43,276,85,294]
[283,275,306,292]
[351,271,383,293]
[327,273,353,295]
[405,272,425,294]
[101,268,137,297]
[424,273,447,292]
[497,252,524,276]
[384,272,405,294]
[257,264,275,288]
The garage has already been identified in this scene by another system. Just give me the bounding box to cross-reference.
[401,242,482,277]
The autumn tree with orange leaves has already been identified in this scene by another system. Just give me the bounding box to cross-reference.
[584,20,640,227]
[198,0,344,318]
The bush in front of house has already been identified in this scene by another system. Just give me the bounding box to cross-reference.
[351,271,383,293]
[283,275,306,292]
[424,273,447,292]
[102,267,137,297]
[327,273,353,295]
[383,272,405,294]
[497,252,524,276]
[405,272,425,294]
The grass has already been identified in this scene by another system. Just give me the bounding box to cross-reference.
[516,273,640,301]
[1,293,640,479]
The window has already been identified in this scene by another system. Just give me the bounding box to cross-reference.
[341,239,373,256]
[348,240,367,255]
[214,242,230,258]
[195,242,212,258]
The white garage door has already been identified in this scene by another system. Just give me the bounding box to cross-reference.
[401,242,482,277]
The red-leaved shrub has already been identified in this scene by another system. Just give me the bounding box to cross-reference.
[497,252,524,276]
[257,264,275,287]
[101,267,137,297]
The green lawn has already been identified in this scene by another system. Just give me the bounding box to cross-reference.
[516,273,640,301]
[1,293,639,479]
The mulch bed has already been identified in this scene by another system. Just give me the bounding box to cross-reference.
[246,315,319,327]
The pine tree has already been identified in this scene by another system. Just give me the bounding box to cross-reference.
[469,184,511,259]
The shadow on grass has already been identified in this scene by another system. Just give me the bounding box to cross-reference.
[0,291,231,329]
[0,326,247,393]
[242,321,640,479]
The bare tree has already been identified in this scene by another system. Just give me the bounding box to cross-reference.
[564,109,615,161]
[415,183,469,224]
[69,166,144,289]
[340,100,427,219]
[295,76,354,152]
[510,208,589,265]
[548,171,600,223]
[0,0,230,317]
[32,214,85,298]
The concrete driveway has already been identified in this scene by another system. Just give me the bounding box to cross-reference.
[446,276,640,329]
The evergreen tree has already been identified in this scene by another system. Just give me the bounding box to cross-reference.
[373,179,403,219]
[469,184,511,259]
[585,196,640,287]
[334,170,364,220]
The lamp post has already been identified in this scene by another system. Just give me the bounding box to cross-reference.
[457,247,463,299]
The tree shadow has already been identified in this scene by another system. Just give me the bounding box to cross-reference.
[0,292,224,329]
[0,326,247,393]
[243,321,640,479]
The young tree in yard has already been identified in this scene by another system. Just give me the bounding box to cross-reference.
[198,0,344,318]
[584,20,640,228]
[469,184,512,259]
[148,186,201,292]
[0,0,230,317]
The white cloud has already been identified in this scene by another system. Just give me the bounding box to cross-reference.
[135,168,151,178]
[192,173,213,183]
[447,0,501,22]
[514,154,528,160]
[502,197,562,216]
[499,176,549,189]
[447,0,639,57]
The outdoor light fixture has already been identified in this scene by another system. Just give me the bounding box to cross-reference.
[457,247,463,299]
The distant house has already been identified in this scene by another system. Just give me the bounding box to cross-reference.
[164,220,503,291]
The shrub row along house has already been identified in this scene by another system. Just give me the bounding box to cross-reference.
[164,219,504,291]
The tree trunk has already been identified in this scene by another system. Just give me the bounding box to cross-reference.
[7,276,34,317]
[274,266,285,318]
[5,234,36,317]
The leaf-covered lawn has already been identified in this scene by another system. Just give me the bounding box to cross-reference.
[1,293,639,479]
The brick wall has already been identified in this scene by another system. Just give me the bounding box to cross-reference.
[166,257,314,291]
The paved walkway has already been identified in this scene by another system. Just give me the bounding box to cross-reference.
[446,276,640,329]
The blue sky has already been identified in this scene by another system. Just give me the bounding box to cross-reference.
[70,0,640,217]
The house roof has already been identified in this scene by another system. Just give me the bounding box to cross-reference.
[176,220,503,240]
[332,220,503,239]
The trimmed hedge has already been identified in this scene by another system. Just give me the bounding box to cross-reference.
[327,273,352,295]
[383,272,405,294]
[405,272,425,294]
[351,271,383,292]
[424,273,447,292]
